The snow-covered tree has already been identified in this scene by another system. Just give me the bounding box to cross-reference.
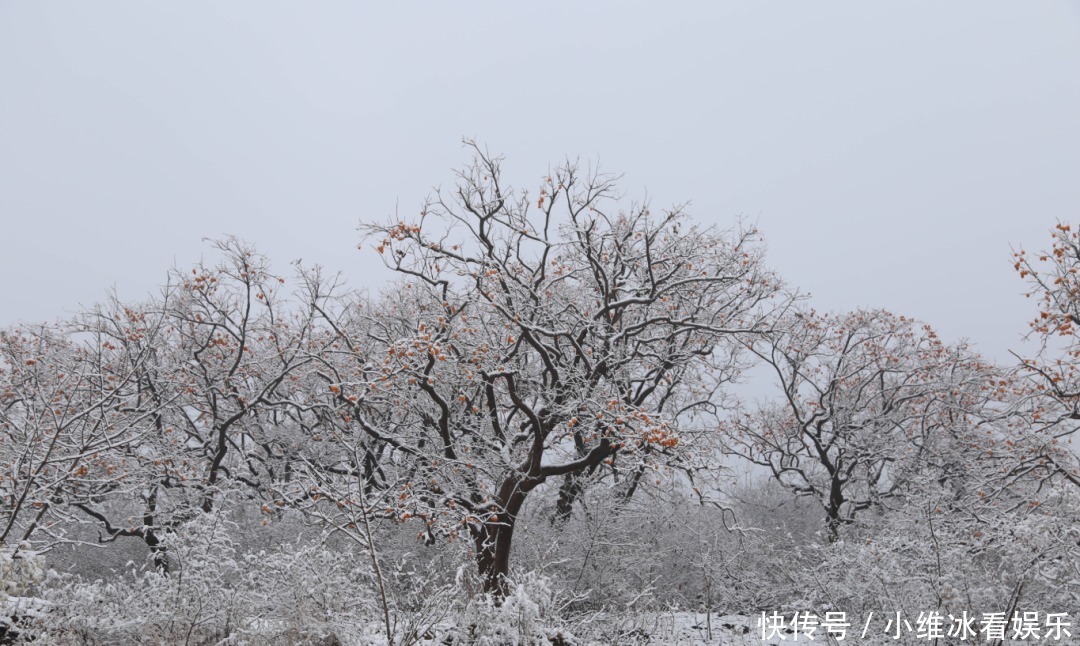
[1013,222,1080,489]
[1,238,355,571]
[314,143,785,596]
[0,312,168,550]
[723,309,1007,540]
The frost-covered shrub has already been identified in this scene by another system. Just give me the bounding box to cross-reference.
[783,483,1080,629]
[989,483,1080,611]
[15,508,586,645]
[23,512,384,644]
[515,478,823,615]
[0,543,44,599]
[1,543,46,642]
[443,571,575,646]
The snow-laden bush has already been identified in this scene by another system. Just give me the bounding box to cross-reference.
[23,512,385,644]
[442,571,575,646]
[1,542,46,643]
[14,508,581,645]
[514,478,823,615]
[0,543,44,599]
[782,483,1080,631]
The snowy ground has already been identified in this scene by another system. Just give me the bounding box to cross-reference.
[570,613,825,645]
[7,601,1014,645]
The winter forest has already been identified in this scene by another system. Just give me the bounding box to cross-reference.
[3,3,1080,644]
[2,143,1079,644]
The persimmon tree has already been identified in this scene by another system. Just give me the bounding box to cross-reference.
[1013,222,1080,489]
[723,309,1006,540]
[312,143,784,596]
[0,315,169,550]
[48,239,346,567]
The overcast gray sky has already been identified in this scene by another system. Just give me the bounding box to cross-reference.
[2,1,1078,363]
